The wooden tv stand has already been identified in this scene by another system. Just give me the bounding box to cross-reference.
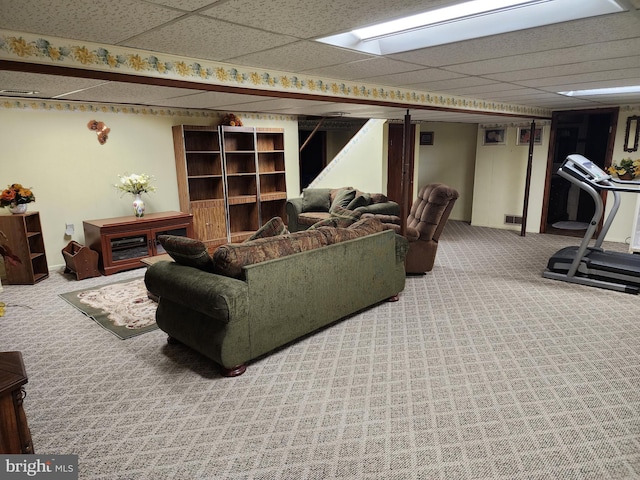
[83,211,193,275]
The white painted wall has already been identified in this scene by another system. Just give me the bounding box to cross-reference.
[415,122,478,222]
[608,108,640,245]
[309,119,387,194]
[471,124,550,233]
[0,105,299,269]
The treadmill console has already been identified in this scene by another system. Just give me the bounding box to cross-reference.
[562,154,610,183]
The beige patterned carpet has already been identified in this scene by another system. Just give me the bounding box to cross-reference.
[1,221,639,479]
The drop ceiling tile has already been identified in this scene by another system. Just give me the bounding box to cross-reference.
[517,68,640,89]
[227,41,372,73]
[61,81,203,103]
[0,71,105,98]
[446,39,640,76]
[200,0,440,39]
[486,56,640,83]
[367,68,465,87]
[444,83,525,96]
[144,0,218,11]
[390,12,640,68]
[124,15,296,62]
[301,57,421,82]
[412,77,497,92]
[159,91,276,109]
[0,0,184,44]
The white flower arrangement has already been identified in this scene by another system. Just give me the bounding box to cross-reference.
[115,173,157,195]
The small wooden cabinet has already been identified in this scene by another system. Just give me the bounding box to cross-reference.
[83,211,193,275]
[0,351,34,454]
[173,125,287,249]
[0,212,49,285]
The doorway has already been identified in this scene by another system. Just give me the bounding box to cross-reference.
[298,129,327,190]
[542,107,618,236]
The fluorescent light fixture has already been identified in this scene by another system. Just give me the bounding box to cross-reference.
[317,0,625,55]
[352,0,536,40]
[559,86,640,96]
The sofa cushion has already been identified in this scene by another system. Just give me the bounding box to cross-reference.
[317,216,384,244]
[157,235,215,272]
[348,216,385,235]
[346,193,371,210]
[213,230,328,279]
[244,216,289,242]
[302,188,331,212]
[329,188,356,213]
[308,216,354,229]
[370,193,388,204]
[330,205,362,223]
[298,211,332,226]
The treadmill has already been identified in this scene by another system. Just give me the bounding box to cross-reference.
[543,154,640,294]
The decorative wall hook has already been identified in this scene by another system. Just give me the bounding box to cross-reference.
[87,119,110,144]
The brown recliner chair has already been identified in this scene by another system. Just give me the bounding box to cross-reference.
[365,183,459,274]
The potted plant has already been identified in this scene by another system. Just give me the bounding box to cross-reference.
[607,158,640,180]
[0,183,36,214]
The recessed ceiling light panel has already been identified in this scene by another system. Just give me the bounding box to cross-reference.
[317,0,626,55]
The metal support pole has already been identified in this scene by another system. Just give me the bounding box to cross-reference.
[521,120,535,236]
[400,110,412,236]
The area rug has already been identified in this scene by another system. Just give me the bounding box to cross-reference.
[59,277,158,339]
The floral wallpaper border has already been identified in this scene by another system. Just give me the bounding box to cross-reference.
[0,98,297,122]
[0,30,553,118]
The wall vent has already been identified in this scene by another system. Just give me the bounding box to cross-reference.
[504,215,523,225]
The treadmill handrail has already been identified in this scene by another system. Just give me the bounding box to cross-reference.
[560,154,640,193]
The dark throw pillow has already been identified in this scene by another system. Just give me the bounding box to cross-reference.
[346,193,371,210]
[244,217,289,242]
[329,188,356,213]
[302,188,331,212]
[157,235,215,272]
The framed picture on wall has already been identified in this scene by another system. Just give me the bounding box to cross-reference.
[483,128,505,145]
[516,127,543,145]
[420,131,434,145]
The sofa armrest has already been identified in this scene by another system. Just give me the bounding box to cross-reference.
[144,261,248,323]
[286,197,305,232]
[355,200,400,216]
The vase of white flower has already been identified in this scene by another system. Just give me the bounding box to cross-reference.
[132,194,145,217]
[115,173,156,218]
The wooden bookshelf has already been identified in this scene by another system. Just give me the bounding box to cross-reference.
[173,125,287,249]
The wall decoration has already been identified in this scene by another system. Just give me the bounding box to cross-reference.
[516,127,543,146]
[420,131,434,145]
[87,120,110,144]
[483,128,506,145]
[624,115,639,153]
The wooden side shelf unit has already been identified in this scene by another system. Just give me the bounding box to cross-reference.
[0,212,49,285]
[0,351,34,454]
[83,211,194,275]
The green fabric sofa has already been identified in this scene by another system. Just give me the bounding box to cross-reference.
[144,219,407,376]
[286,187,400,232]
